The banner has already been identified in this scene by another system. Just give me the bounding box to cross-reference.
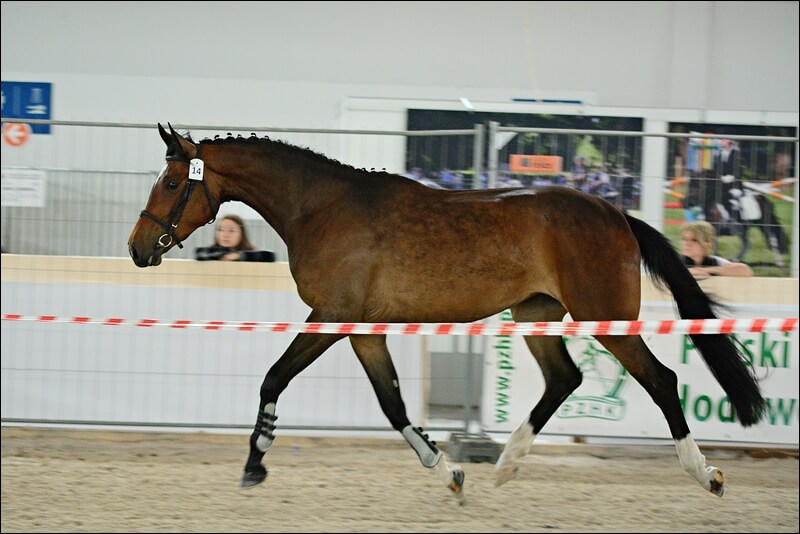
[482,302,798,445]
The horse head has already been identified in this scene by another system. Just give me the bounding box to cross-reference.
[128,123,220,267]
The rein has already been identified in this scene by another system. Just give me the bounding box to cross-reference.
[139,144,217,249]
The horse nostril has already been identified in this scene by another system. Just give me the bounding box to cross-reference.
[129,245,138,263]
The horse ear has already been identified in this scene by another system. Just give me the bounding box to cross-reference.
[158,123,172,147]
[167,122,197,160]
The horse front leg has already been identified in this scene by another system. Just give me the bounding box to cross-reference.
[349,334,465,503]
[241,330,345,488]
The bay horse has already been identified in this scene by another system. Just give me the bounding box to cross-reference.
[128,124,765,500]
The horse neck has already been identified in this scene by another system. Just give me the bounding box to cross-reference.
[213,145,350,241]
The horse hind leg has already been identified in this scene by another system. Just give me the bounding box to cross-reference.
[495,295,583,487]
[349,334,465,503]
[595,334,725,496]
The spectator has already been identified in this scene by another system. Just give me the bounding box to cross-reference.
[680,221,752,278]
[195,214,275,262]
[584,162,614,198]
[569,157,587,189]
[617,166,636,211]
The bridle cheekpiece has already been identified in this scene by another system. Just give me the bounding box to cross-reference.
[138,143,217,249]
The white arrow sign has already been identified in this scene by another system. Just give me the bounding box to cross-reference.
[2,123,31,146]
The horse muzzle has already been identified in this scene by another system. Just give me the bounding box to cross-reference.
[129,243,165,267]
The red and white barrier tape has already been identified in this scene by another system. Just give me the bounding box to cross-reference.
[2,314,797,336]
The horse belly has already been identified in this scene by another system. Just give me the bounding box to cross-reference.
[370,267,538,323]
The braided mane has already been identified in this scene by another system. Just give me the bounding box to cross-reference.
[187,132,389,176]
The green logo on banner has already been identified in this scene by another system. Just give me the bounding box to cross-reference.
[557,336,629,421]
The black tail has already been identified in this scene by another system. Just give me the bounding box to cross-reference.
[624,214,766,426]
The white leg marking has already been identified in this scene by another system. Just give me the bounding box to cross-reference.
[431,453,465,503]
[675,434,724,496]
[401,425,464,498]
[432,454,456,484]
[495,421,536,487]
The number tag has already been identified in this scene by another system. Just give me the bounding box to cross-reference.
[189,159,205,181]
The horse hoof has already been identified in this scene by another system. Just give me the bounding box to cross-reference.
[494,465,519,487]
[448,468,465,504]
[707,468,724,497]
[240,466,268,488]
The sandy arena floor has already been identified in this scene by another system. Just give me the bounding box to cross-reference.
[1,427,797,533]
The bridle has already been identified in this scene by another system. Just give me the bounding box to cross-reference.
[138,143,218,249]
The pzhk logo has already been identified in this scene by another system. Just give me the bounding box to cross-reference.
[556,336,630,421]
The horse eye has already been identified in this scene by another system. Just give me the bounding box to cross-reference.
[166,181,179,191]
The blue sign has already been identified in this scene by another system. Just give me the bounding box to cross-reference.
[1,81,52,134]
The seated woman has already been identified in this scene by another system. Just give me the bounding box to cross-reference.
[195,214,275,262]
[680,221,752,278]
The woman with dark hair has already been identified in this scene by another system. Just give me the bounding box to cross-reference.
[195,214,275,262]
